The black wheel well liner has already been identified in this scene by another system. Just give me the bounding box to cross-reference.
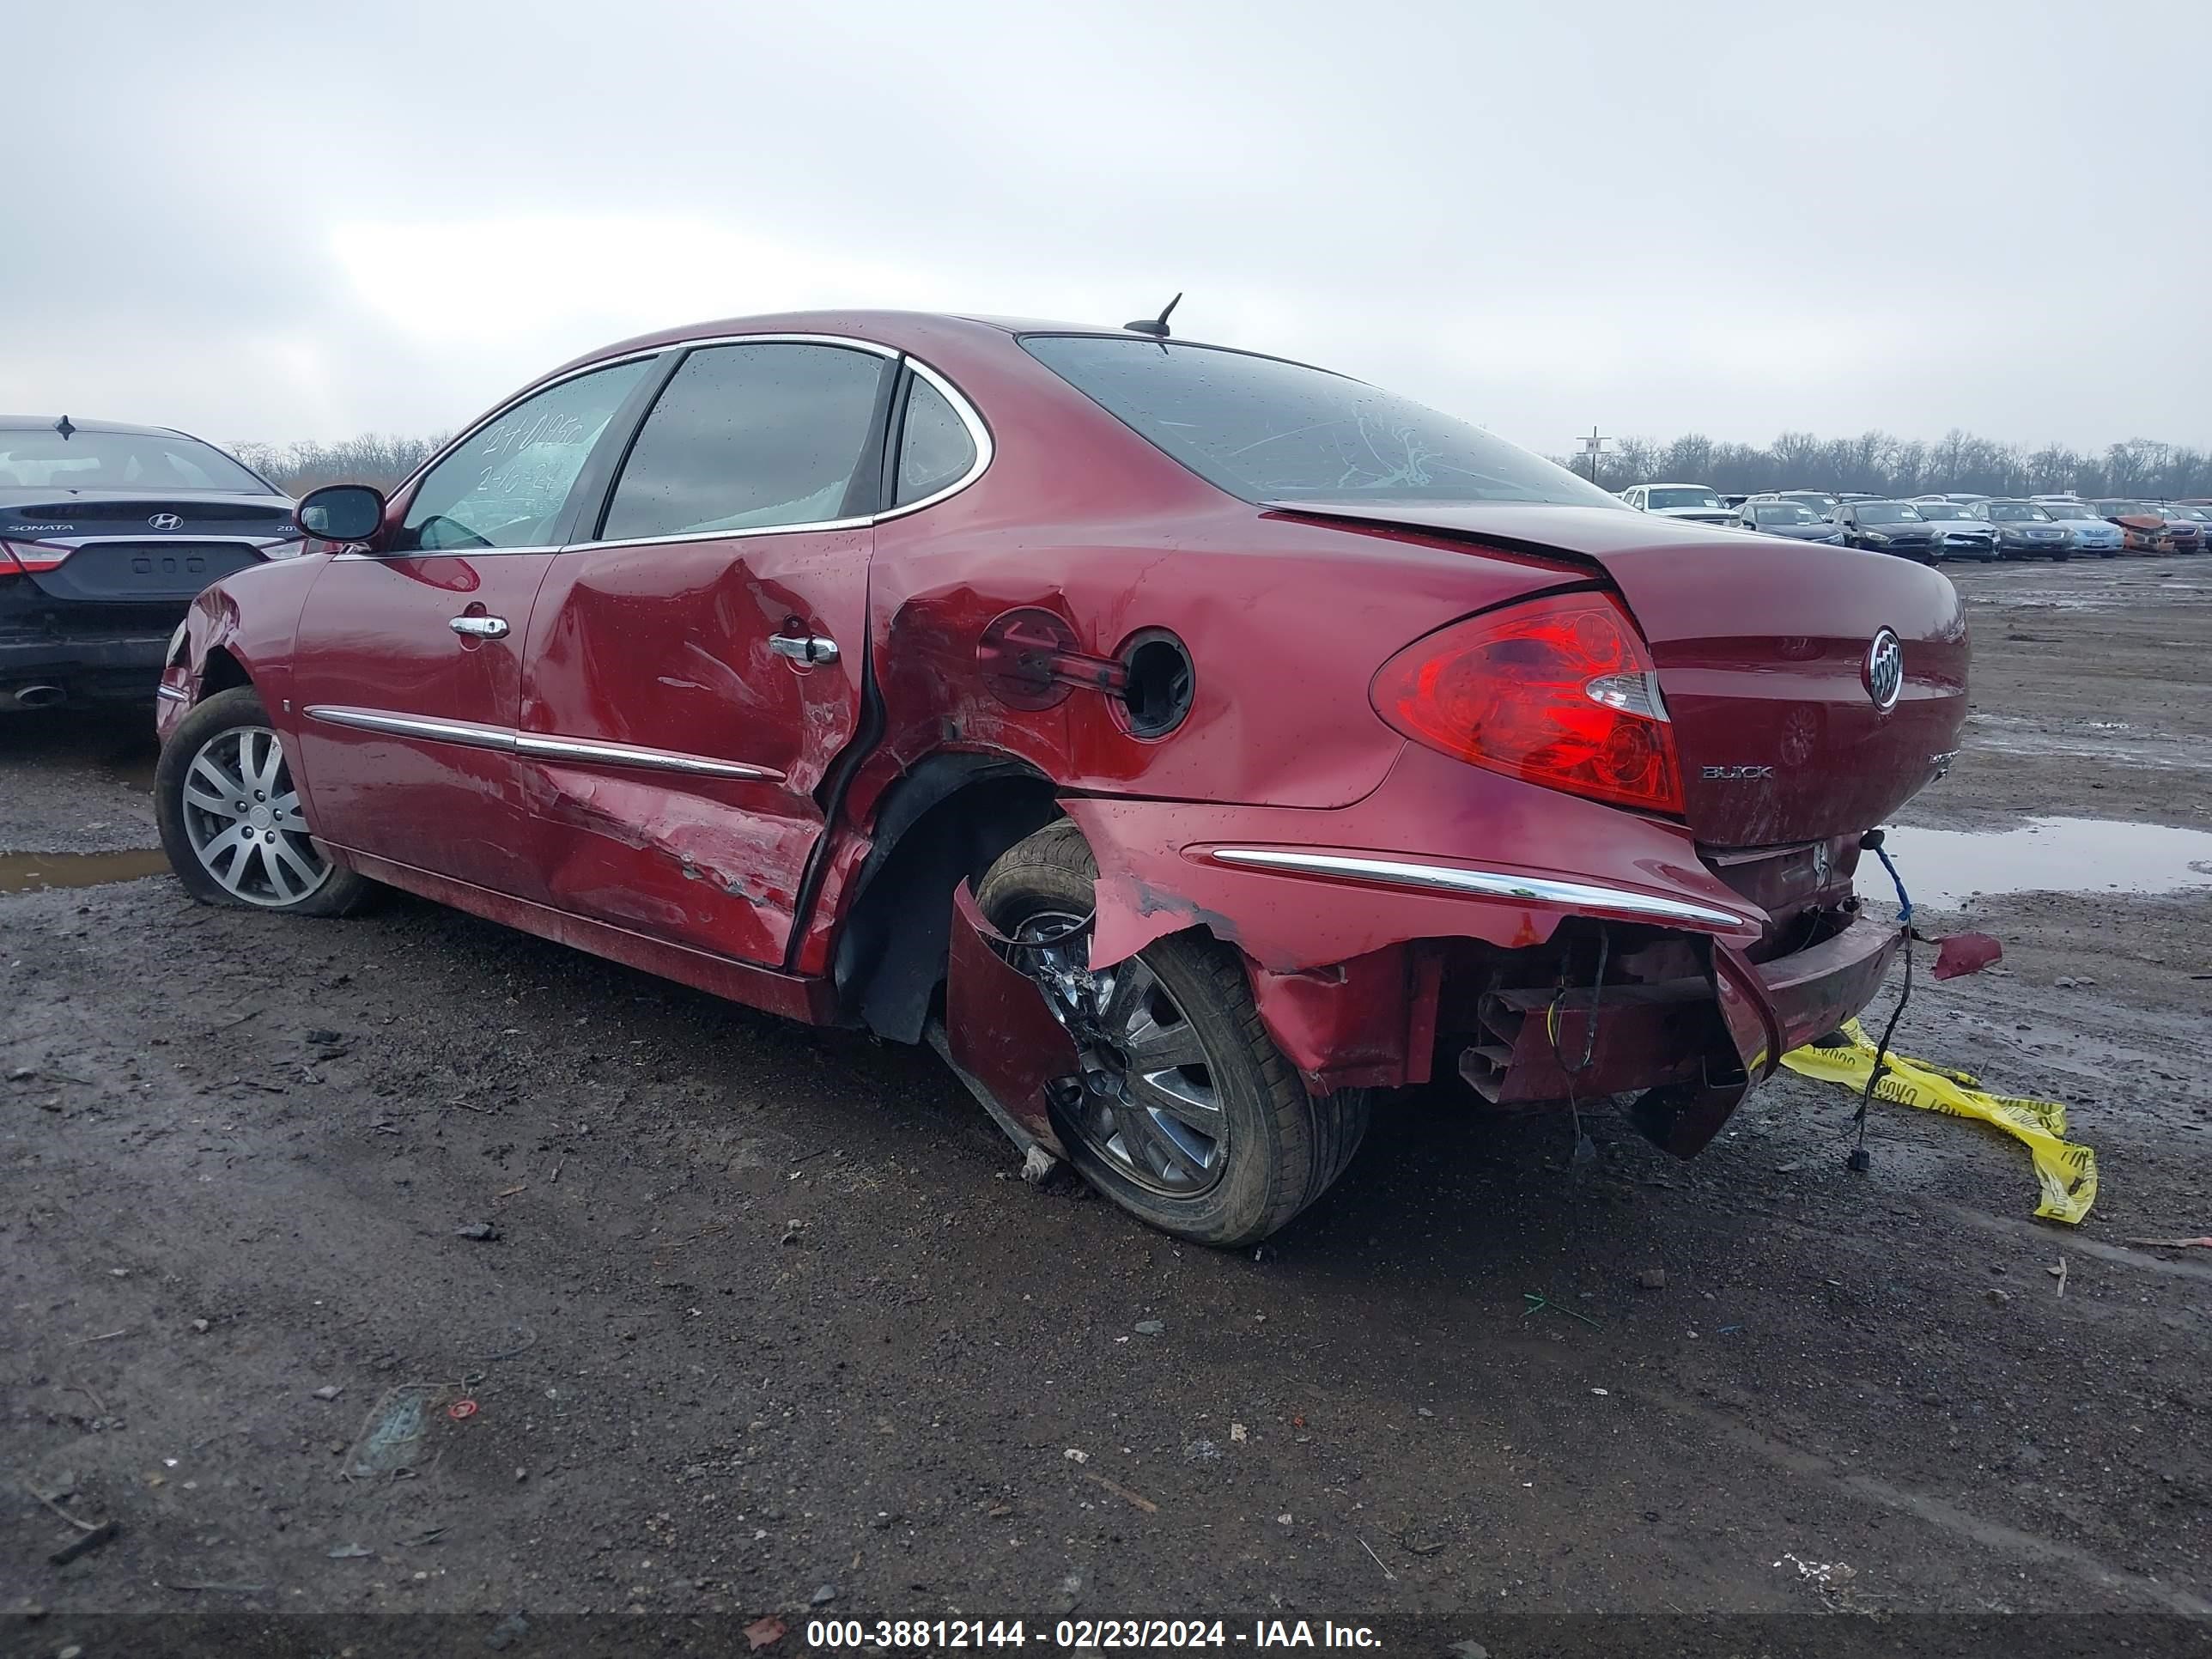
[834,753,1064,1043]
[198,646,252,696]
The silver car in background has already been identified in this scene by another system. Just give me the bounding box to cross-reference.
[1974,498,2075,561]
[2032,498,2125,556]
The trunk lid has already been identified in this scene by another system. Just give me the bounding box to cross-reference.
[20,540,270,604]
[0,492,295,531]
[2,491,295,605]
[1269,500,1970,847]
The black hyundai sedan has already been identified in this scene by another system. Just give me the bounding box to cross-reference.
[0,418,297,712]
[1832,499,1942,563]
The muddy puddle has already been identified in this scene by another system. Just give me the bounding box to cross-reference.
[0,848,173,895]
[1965,713,2212,771]
[1870,817,2212,908]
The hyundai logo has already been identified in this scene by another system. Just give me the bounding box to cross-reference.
[1864,628,1904,712]
[149,513,184,531]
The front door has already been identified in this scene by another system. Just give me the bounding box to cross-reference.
[518,339,894,965]
[289,357,657,899]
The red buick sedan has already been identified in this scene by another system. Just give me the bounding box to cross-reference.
[154,310,1967,1245]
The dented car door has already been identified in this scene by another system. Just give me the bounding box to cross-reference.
[516,338,894,966]
[289,357,657,901]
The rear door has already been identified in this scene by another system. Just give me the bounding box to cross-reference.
[518,338,897,966]
[287,357,658,899]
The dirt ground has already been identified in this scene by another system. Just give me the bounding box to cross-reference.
[4,558,2209,1644]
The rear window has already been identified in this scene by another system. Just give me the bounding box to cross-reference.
[1019,336,1619,508]
[0,428,267,493]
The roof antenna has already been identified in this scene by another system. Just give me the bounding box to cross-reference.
[54,415,76,440]
[1123,293,1182,339]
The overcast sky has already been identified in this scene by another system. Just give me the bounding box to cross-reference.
[8,0,2207,458]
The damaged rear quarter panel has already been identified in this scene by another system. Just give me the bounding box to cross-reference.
[1060,744,1759,976]
[835,327,1762,1088]
[856,332,1583,818]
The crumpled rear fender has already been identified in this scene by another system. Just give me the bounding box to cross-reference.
[1058,744,1769,1095]
[1060,744,1765,976]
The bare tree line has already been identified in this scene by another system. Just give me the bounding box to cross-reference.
[234,424,2212,504]
[1559,429,2212,500]
[230,434,448,495]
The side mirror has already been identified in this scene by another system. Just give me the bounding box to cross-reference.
[296,483,386,544]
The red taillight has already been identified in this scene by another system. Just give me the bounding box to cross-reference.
[0,538,70,573]
[1370,590,1685,816]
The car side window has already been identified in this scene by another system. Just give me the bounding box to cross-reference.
[398,360,653,552]
[894,374,979,507]
[599,343,890,542]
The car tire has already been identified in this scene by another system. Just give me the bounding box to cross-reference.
[973,820,1370,1248]
[156,685,375,917]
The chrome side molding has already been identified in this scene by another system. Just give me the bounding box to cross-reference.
[302,706,783,782]
[1203,847,1752,930]
[304,706,515,751]
[514,732,783,781]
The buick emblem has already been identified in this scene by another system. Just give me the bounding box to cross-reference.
[149,513,184,531]
[1863,628,1904,712]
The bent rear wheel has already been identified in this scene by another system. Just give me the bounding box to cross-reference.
[973,821,1369,1247]
[156,686,373,915]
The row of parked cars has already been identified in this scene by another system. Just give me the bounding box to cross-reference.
[1618,482,2210,562]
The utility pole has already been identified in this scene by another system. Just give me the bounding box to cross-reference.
[1576,425,1613,489]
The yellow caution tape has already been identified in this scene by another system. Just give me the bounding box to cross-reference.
[1780,1019,2098,1224]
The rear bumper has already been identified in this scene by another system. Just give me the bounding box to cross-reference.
[0,629,168,709]
[1455,910,1897,1139]
[1729,913,1901,1066]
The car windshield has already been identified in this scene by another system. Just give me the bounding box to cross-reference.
[1646,487,1723,510]
[2037,502,2088,518]
[1018,337,1621,507]
[0,428,267,493]
[1752,503,1819,525]
[2098,501,2146,515]
[1856,503,1923,524]
[1987,502,2051,521]
[1779,493,1837,510]
[1915,503,1971,520]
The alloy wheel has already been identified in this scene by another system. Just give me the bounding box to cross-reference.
[1013,910,1230,1197]
[179,725,332,908]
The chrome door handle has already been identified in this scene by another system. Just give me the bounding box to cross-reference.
[769,634,839,665]
[450,616,510,640]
